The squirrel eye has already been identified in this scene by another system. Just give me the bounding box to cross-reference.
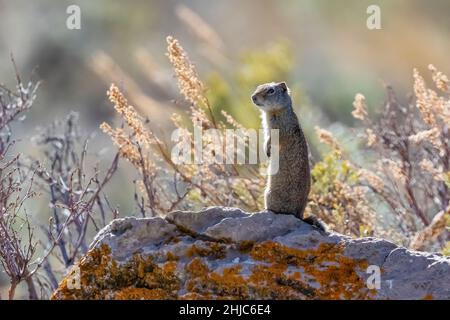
[267,88,275,95]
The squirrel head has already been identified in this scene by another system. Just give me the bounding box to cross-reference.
[251,82,291,112]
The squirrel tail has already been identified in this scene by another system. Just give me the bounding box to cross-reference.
[302,215,327,232]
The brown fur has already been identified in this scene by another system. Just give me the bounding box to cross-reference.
[252,82,326,231]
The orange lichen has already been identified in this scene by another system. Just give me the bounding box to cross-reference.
[51,244,181,300]
[250,241,373,299]
[248,263,304,299]
[166,251,179,261]
[52,239,375,300]
[180,292,212,299]
[185,258,248,299]
[238,240,255,253]
[422,294,433,300]
[185,257,210,277]
[186,243,227,259]
[115,287,172,300]
[208,265,248,298]
[164,260,178,272]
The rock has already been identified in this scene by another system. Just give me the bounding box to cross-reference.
[204,211,303,242]
[90,216,177,260]
[166,206,248,234]
[52,207,450,300]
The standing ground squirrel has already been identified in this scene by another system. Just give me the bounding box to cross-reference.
[251,82,326,231]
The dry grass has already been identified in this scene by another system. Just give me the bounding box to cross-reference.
[1,32,449,300]
[101,36,449,251]
[101,37,265,217]
[346,66,450,248]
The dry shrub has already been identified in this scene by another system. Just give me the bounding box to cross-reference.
[101,37,265,217]
[1,61,119,299]
[101,36,449,252]
[0,60,40,299]
[353,65,449,249]
[29,113,119,294]
[2,35,448,301]
[307,144,376,238]
[312,65,449,249]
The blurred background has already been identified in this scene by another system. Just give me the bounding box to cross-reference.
[1,0,449,298]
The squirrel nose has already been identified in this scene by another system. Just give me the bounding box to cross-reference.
[252,95,258,104]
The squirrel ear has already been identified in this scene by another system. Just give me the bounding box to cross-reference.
[279,82,288,92]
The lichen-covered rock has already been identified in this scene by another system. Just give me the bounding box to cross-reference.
[52,207,450,300]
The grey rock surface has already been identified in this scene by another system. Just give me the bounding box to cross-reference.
[56,206,450,300]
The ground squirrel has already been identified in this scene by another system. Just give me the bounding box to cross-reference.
[251,82,326,231]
